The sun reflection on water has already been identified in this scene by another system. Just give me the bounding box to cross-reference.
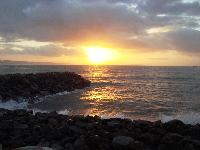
[79,65,126,117]
[81,87,117,102]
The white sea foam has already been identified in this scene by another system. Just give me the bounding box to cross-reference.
[44,89,82,98]
[30,108,48,115]
[160,112,200,125]
[57,109,70,115]
[0,100,28,110]
[100,113,125,119]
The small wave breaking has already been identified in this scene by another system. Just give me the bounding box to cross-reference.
[160,112,200,125]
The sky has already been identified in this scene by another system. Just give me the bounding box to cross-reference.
[0,0,200,66]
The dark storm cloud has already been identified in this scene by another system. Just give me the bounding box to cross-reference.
[0,0,200,56]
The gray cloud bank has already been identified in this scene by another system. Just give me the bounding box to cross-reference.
[0,0,200,56]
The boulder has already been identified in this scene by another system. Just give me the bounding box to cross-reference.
[74,138,90,150]
[112,136,135,146]
[112,136,143,150]
[163,119,185,132]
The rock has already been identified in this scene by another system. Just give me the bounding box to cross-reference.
[74,138,89,150]
[0,72,91,103]
[112,136,135,146]
[0,95,3,101]
[163,119,185,132]
[69,125,85,135]
[140,132,160,144]
[14,123,28,129]
[183,144,195,150]
[15,146,54,150]
[190,139,200,149]
[131,141,144,150]
[86,135,102,149]
[37,140,50,147]
[112,136,143,150]
[48,118,58,126]
[162,133,183,144]
[0,109,199,150]
[160,133,184,150]
[40,91,50,96]
[64,143,74,150]
[107,120,121,127]
[112,129,129,137]
[51,143,63,150]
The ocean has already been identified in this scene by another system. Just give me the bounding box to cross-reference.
[0,65,200,123]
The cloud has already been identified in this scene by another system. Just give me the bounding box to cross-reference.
[136,0,200,16]
[0,44,78,57]
[0,0,143,42]
[165,28,200,53]
[0,0,200,56]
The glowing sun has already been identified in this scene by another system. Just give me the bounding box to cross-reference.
[85,47,114,64]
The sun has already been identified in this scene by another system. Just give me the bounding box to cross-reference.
[85,47,114,64]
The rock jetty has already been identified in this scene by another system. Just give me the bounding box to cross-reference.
[0,72,91,102]
[0,109,200,150]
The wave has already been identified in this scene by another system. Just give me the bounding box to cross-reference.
[160,112,200,125]
[0,89,79,110]
[0,100,28,110]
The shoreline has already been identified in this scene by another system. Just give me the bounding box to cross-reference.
[1,108,200,150]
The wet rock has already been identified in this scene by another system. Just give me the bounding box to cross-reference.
[162,133,183,143]
[37,140,50,147]
[69,125,85,135]
[48,118,58,126]
[140,132,160,145]
[51,143,63,150]
[14,123,28,129]
[0,109,200,150]
[160,133,184,150]
[112,136,143,150]
[107,120,121,127]
[64,143,74,150]
[0,72,91,103]
[15,146,54,150]
[190,139,200,149]
[163,119,185,132]
[184,144,195,150]
[74,138,90,150]
[86,135,102,149]
[40,91,50,96]
[0,95,3,101]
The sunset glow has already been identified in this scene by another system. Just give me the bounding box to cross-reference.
[85,47,116,64]
[0,0,199,66]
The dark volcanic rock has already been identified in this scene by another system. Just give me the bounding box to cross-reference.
[163,119,185,133]
[112,136,143,150]
[0,109,200,150]
[0,72,91,102]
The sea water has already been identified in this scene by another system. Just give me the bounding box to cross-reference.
[0,65,200,124]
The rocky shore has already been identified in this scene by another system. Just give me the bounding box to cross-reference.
[0,109,200,150]
[0,72,91,103]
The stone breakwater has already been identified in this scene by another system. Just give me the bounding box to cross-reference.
[1,109,200,150]
[0,72,91,102]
